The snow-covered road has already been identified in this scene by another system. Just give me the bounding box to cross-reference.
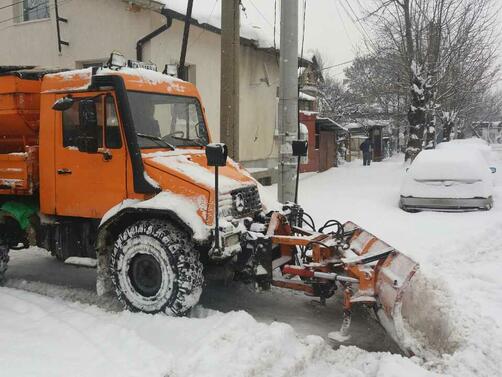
[1,152,502,377]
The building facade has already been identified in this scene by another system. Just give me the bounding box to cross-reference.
[0,0,281,170]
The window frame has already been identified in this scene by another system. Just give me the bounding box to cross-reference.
[126,90,209,149]
[61,93,123,150]
[20,0,50,23]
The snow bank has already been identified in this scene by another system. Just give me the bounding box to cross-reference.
[263,154,502,376]
[0,287,437,377]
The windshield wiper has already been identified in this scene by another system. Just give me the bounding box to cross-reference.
[170,136,206,147]
[136,133,175,150]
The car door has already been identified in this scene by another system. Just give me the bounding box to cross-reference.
[55,93,127,219]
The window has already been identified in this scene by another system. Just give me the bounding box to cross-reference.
[62,99,103,148]
[127,91,208,148]
[22,0,49,22]
[62,96,122,149]
[105,95,122,149]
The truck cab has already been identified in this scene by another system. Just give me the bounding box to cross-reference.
[0,59,265,315]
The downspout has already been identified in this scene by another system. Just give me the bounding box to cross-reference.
[178,0,194,80]
[136,8,173,61]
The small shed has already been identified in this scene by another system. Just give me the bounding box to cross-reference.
[298,112,342,173]
[342,120,389,162]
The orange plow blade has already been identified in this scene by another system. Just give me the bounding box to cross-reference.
[345,223,420,355]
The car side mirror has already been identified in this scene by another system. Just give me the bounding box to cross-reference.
[77,99,99,153]
[52,96,75,111]
[490,167,496,174]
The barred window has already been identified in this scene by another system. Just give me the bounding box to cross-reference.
[23,0,49,22]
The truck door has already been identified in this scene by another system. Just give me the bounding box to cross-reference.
[55,93,127,218]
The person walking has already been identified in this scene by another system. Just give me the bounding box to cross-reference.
[359,138,372,166]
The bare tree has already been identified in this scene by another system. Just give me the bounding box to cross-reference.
[362,0,500,161]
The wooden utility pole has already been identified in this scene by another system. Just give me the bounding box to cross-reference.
[220,0,240,160]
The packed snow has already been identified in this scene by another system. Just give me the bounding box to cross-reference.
[1,147,502,376]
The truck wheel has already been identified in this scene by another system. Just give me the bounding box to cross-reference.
[110,219,203,316]
[0,241,9,285]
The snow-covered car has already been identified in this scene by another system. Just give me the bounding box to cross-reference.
[400,148,494,212]
[436,137,497,170]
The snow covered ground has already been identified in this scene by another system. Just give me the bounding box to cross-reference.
[1,150,502,377]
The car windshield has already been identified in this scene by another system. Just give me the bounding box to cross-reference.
[127,91,209,148]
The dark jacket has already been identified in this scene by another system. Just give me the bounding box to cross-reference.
[359,139,372,154]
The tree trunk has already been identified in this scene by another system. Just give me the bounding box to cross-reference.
[405,70,428,161]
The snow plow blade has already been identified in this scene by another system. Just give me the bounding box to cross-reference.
[268,214,420,354]
[346,223,420,355]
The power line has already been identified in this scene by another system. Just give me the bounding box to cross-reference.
[0,0,24,11]
[246,0,274,29]
[321,59,354,71]
[188,0,219,48]
[0,0,72,27]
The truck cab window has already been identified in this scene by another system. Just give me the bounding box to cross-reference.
[105,95,122,149]
[62,99,103,148]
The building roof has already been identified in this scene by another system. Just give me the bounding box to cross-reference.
[316,117,346,132]
[146,0,312,61]
[299,92,316,102]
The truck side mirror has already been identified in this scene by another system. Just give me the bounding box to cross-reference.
[292,140,308,157]
[52,96,75,111]
[206,143,228,167]
[77,99,99,154]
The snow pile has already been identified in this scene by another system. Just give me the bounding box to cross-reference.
[400,149,493,198]
[0,287,437,377]
[263,153,502,376]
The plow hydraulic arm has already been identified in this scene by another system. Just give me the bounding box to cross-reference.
[264,210,419,354]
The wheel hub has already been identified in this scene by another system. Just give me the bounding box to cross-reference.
[129,253,162,297]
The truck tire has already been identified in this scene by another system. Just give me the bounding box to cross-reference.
[0,241,9,285]
[110,219,203,316]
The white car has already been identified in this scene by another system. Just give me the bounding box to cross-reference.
[400,148,494,212]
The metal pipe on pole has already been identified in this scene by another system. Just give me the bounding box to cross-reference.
[220,0,240,160]
[278,0,299,203]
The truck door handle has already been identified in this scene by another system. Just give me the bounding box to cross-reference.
[57,168,72,175]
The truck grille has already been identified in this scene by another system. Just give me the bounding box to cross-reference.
[230,186,262,218]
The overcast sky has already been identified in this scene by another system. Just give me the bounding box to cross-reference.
[242,0,368,78]
[242,0,502,84]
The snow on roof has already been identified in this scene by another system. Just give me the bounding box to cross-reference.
[299,92,316,102]
[160,0,274,48]
[409,149,491,182]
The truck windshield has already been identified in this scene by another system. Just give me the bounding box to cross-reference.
[127,91,209,148]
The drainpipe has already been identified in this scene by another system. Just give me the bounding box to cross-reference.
[136,8,173,62]
[178,0,194,80]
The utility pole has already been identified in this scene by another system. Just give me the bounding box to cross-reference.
[278,0,299,203]
[220,0,240,160]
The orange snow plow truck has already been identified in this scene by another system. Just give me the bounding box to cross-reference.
[0,57,419,354]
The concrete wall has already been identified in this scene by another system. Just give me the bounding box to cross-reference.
[0,0,279,165]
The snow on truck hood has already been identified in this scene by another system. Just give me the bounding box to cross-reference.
[142,149,256,192]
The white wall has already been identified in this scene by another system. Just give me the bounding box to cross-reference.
[0,0,278,165]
